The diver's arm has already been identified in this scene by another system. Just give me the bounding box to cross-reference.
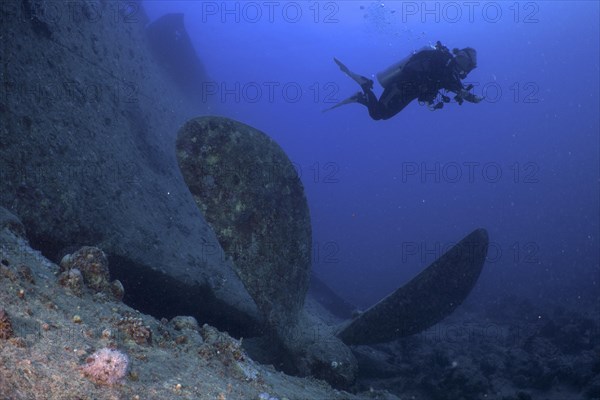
[454,84,484,104]
[443,64,484,104]
[459,91,483,103]
[448,78,483,104]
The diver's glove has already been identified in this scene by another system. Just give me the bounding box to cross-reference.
[455,88,484,105]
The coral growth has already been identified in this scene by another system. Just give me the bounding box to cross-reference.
[81,348,129,386]
[58,268,84,296]
[199,324,245,365]
[59,246,124,300]
[60,247,111,292]
[0,309,14,340]
[116,316,152,345]
[198,324,261,381]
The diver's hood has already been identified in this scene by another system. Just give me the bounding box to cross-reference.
[453,47,477,77]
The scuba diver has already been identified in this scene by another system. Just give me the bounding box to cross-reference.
[325,41,483,120]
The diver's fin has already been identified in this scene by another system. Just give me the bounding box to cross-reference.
[336,228,489,345]
[322,92,364,113]
[333,58,374,90]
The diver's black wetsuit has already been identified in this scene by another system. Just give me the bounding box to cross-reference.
[330,42,481,120]
[362,49,464,120]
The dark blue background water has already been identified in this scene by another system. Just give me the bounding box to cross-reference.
[142,1,599,310]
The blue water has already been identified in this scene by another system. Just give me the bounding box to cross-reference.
[143,1,599,310]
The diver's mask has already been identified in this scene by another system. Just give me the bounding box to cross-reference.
[453,47,477,78]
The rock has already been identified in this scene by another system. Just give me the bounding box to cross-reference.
[169,316,203,347]
[58,268,85,296]
[170,316,200,332]
[110,280,125,301]
[59,247,125,301]
[0,207,26,239]
[0,309,15,340]
[115,315,153,345]
[60,247,111,292]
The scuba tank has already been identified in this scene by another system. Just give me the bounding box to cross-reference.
[376,45,434,89]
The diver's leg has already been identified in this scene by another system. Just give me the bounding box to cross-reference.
[360,87,385,120]
[326,58,388,120]
[334,85,389,120]
[374,86,415,120]
[333,58,374,91]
